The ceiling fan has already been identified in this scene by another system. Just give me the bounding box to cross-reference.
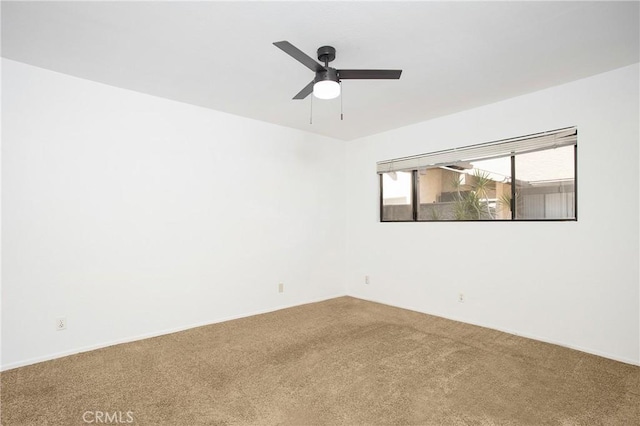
[273,41,402,100]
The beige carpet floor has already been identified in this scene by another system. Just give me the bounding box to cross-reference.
[1,296,639,425]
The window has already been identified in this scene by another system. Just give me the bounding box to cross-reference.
[514,146,575,219]
[381,171,414,221]
[378,127,577,222]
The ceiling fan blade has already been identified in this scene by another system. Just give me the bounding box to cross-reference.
[293,80,314,100]
[337,69,402,79]
[273,41,326,73]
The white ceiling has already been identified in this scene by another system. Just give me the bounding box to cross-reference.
[2,1,639,141]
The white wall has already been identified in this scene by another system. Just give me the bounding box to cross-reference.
[345,64,640,365]
[3,59,638,370]
[1,59,346,369]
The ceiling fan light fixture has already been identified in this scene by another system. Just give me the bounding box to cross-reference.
[313,80,340,99]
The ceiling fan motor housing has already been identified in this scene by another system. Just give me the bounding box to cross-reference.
[315,67,339,84]
[316,46,338,84]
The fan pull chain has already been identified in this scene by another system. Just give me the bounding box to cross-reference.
[310,93,313,124]
[340,82,344,121]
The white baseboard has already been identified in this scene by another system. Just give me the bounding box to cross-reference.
[1,293,347,371]
[349,295,640,367]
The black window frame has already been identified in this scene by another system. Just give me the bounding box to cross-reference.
[379,137,578,223]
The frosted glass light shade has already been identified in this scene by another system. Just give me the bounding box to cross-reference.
[313,80,340,99]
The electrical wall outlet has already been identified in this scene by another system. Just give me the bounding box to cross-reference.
[458,293,465,303]
[278,282,284,293]
[56,317,67,331]
[365,275,370,285]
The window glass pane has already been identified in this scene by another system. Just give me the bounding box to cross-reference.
[417,157,512,220]
[515,146,575,219]
[381,171,413,221]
